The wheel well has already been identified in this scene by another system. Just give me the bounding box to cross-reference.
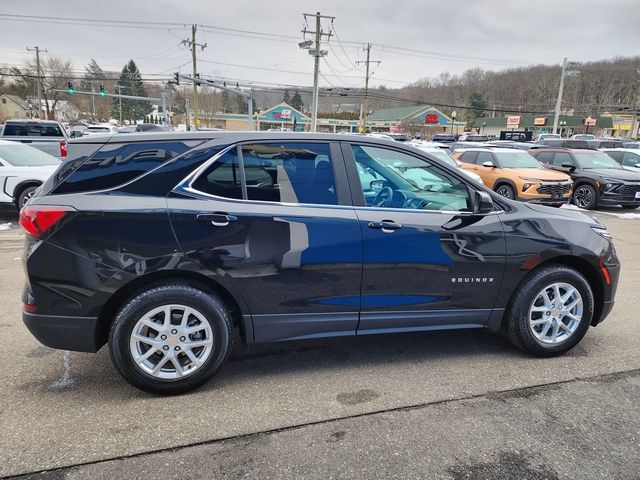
[95,271,247,349]
[500,255,604,331]
[494,179,515,191]
[13,181,42,207]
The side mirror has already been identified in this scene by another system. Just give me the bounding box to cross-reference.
[560,162,576,172]
[482,161,495,168]
[475,190,495,214]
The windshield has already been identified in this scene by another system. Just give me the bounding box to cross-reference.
[574,152,623,169]
[0,144,60,166]
[494,151,541,168]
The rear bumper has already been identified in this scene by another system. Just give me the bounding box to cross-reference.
[23,311,101,352]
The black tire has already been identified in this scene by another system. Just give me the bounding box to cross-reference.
[620,205,639,210]
[505,265,594,357]
[572,184,598,210]
[17,185,38,210]
[495,183,516,200]
[109,284,233,394]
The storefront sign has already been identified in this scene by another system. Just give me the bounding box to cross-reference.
[274,109,292,120]
[534,117,547,126]
[424,113,439,124]
[507,115,521,126]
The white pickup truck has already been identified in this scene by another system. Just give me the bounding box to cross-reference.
[0,119,69,159]
[0,140,60,209]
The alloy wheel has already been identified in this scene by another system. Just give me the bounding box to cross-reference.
[528,282,583,345]
[496,186,513,198]
[573,186,593,208]
[129,304,214,379]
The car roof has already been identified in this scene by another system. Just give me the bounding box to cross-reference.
[4,118,62,125]
[67,131,422,146]
[454,147,525,153]
[600,148,640,152]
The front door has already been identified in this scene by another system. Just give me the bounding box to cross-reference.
[168,141,362,343]
[343,142,506,333]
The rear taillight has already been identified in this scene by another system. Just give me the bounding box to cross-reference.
[60,139,67,158]
[19,206,74,238]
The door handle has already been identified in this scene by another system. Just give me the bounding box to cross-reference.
[196,213,238,227]
[368,220,402,233]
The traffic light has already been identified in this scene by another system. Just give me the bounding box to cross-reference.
[173,72,180,85]
[67,82,75,94]
[99,85,106,96]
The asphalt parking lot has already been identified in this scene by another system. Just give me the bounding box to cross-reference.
[1,207,639,479]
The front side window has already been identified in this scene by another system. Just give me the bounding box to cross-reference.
[622,152,640,167]
[534,151,554,164]
[351,144,471,212]
[459,151,478,164]
[552,152,574,167]
[476,152,495,166]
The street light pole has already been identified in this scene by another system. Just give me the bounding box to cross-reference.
[552,58,568,135]
[450,110,457,134]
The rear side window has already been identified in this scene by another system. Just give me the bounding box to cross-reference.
[3,122,63,137]
[54,140,197,194]
[191,142,338,205]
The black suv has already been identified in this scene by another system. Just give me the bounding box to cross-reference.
[21,132,619,394]
[531,148,640,209]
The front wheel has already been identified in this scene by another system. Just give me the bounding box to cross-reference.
[495,184,516,199]
[505,265,594,356]
[109,284,233,394]
[572,184,598,210]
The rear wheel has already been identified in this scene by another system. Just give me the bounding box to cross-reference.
[506,265,594,356]
[572,184,598,210]
[109,284,233,394]
[495,184,516,199]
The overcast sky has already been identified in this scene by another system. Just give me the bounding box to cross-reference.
[1,0,638,89]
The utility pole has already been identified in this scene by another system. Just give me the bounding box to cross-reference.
[27,46,47,119]
[90,81,96,121]
[301,12,333,132]
[552,58,581,135]
[182,25,207,130]
[552,58,567,135]
[356,43,380,133]
[115,85,123,124]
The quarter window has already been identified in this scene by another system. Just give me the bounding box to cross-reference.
[191,148,243,199]
[351,145,471,212]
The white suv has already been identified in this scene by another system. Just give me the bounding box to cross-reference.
[0,140,60,208]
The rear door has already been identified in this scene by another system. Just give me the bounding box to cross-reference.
[168,140,363,343]
[342,142,506,334]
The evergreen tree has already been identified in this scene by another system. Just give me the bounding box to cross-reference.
[112,60,148,123]
[290,91,304,111]
[282,90,291,104]
[221,90,233,113]
[466,91,487,128]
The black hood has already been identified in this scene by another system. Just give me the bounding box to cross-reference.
[582,168,640,181]
[524,203,600,226]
